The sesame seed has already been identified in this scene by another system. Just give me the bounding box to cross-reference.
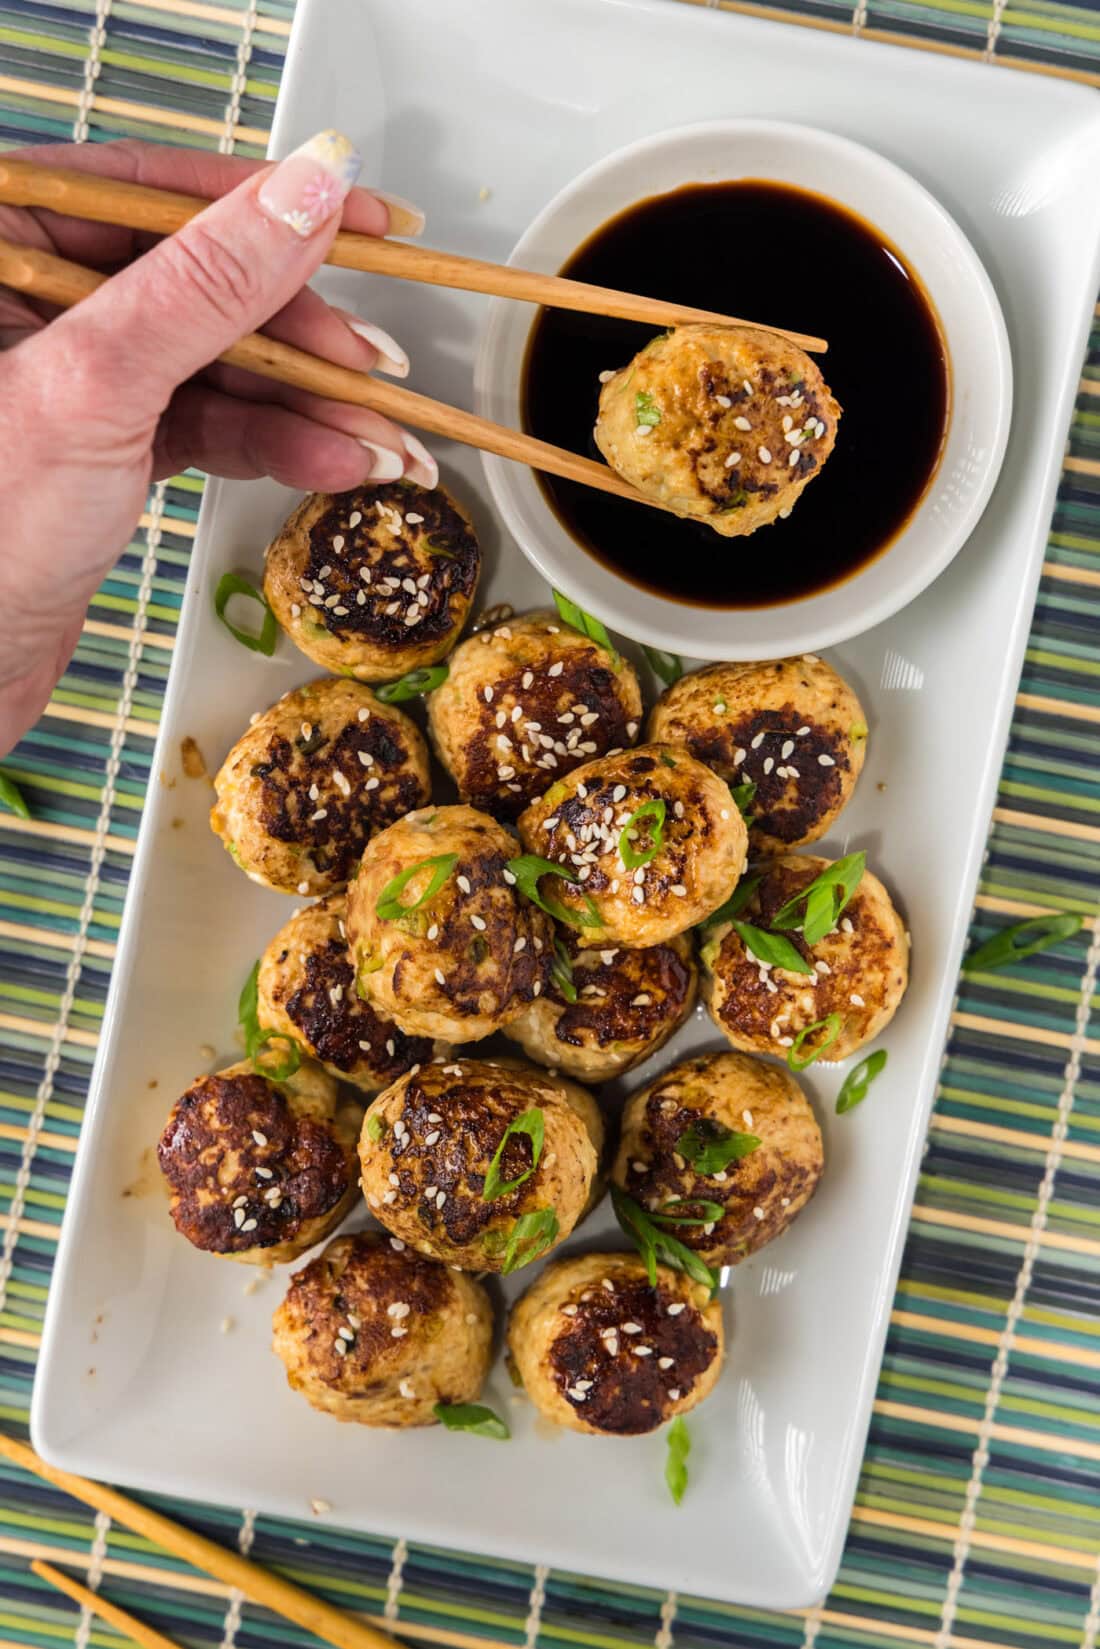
[470,914,486,931]
[358,707,371,721]
[388,1301,411,1319]
[427,924,440,941]
[819,753,836,767]
[391,1326,407,1338]
[434,968,446,986]
[365,777,379,790]
[311,807,327,821]
[391,1237,406,1250]
[668,1389,681,1401]
[751,732,766,749]
[634,1346,653,1357]
[357,750,374,767]
[406,513,424,524]
[850,992,865,1006]
[252,1130,268,1148]
[658,1357,674,1369]
[621,1322,642,1334]
[636,424,653,437]
[386,1039,395,1057]
[240,1218,258,1233]
[457,874,472,894]
[715,393,732,408]
[667,1303,685,1316]
[548,661,564,677]
[758,445,772,463]
[483,686,494,703]
[533,981,541,995]
[399,1379,416,1398]
[762,758,774,776]
[562,1304,578,1316]
[753,1206,765,1221]
[788,450,800,467]
[724,451,741,468]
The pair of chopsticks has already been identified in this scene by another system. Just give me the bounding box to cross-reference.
[0,157,827,509]
[2,1431,394,1649]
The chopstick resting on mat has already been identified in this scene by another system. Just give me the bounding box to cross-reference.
[1,1432,396,1649]
[0,234,673,510]
[32,1561,184,1649]
[0,155,827,353]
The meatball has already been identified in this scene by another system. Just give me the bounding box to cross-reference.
[346,805,553,1042]
[516,743,746,948]
[427,609,643,820]
[210,677,430,896]
[157,1059,359,1265]
[256,895,440,1092]
[612,1051,823,1267]
[507,1253,723,1436]
[648,656,867,853]
[263,480,480,681]
[504,929,697,1083]
[702,853,909,1062]
[594,324,840,536]
[358,1056,599,1271]
[272,1232,492,1425]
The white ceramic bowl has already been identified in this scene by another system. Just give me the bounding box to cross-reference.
[475,119,1012,660]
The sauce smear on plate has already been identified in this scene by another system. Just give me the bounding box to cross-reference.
[523,180,949,608]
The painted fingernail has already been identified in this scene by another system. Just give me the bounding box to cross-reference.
[402,432,438,490]
[374,190,426,238]
[258,129,361,238]
[341,313,410,378]
[360,442,406,482]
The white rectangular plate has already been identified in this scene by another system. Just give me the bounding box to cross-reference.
[32,0,1100,1610]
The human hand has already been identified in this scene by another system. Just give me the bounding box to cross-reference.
[0,130,436,753]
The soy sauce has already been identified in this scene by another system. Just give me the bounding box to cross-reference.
[522,181,949,608]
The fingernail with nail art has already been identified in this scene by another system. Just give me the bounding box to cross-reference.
[360,442,406,482]
[259,129,361,238]
[402,432,438,490]
[342,314,410,378]
[373,190,426,238]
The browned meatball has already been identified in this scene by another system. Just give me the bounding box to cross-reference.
[157,1060,359,1264]
[256,895,439,1091]
[263,481,480,681]
[508,1253,723,1435]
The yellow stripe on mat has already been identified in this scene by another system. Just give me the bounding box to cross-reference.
[133,0,292,38]
[950,1012,1100,1056]
[44,701,159,740]
[0,1013,98,1051]
[873,1400,1100,1461]
[1041,560,1100,586]
[0,920,115,961]
[1064,456,1100,478]
[0,76,268,145]
[83,619,175,651]
[973,893,1057,919]
[1016,693,1100,723]
[992,807,1100,843]
[911,1203,1100,1258]
[890,1309,1100,1371]
[931,1111,1100,1167]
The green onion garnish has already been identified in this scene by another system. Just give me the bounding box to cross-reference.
[676,1120,760,1174]
[635,390,662,427]
[610,1186,716,1292]
[214,572,277,656]
[375,665,449,704]
[376,853,459,921]
[728,780,757,821]
[365,1112,387,1142]
[665,1416,690,1506]
[433,1402,510,1440]
[787,1013,843,1071]
[552,590,619,663]
[642,646,683,687]
[482,1108,545,1202]
[550,938,578,1003]
[618,798,666,871]
[505,854,602,929]
[769,852,866,947]
[698,872,762,932]
[248,1029,302,1082]
[238,960,261,1047]
[651,1198,727,1227]
[501,1207,559,1274]
[962,913,1082,974]
[731,920,813,976]
[0,769,30,819]
[836,1048,887,1114]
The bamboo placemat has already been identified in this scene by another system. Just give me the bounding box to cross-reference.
[1,1,1099,1646]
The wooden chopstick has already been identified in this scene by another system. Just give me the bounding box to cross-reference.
[32,1560,184,1649]
[0,234,672,511]
[0,155,827,354]
[1,1432,396,1649]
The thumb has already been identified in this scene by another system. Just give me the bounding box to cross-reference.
[59,129,366,419]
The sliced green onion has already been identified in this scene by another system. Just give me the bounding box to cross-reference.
[642,647,683,687]
[365,1112,387,1142]
[787,1013,843,1071]
[0,769,30,819]
[635,390,662,427]
[433,1402,510,1440]
[550,938,578,1003]
[501,1207,559,1274]
[962,913,1083,974]
[505,854,602,930]
[676,1121,760,1174]
[652,1198,727,1227]
[731,919,813,976]
[482,1108,545,1201]
[425,539,457,560]
[769,852,866,946]
[610,1186,716,1292]
[248,1029,302,1082]
[728,780,757,821]
[214,572,277,656]
[836,1048,887,1114]
[665,1416,691,1506]
[376,853,459,921]
[618,797,666,870]
[698,872,762,932]
[552,590,619,663]
[375,665,449,704]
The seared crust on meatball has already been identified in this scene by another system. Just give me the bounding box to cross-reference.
[595,324,840,537]
[504,930,697,1083]
[427,610,643,820]
[271,1232,492,1426]
[517,744,746,948]
[346,805,553,1042]
[648,656,867,853]
[157,1060,359,1264]
[613,1051,823,1267]
[257,895,438,1092]
[359,1057,599,1271]
[210,678,431,896]
[263,481,480,681]
[508,1253,723,1436]
[702,853,909,1062]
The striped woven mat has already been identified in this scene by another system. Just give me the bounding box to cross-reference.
[1,1,1099,1646]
